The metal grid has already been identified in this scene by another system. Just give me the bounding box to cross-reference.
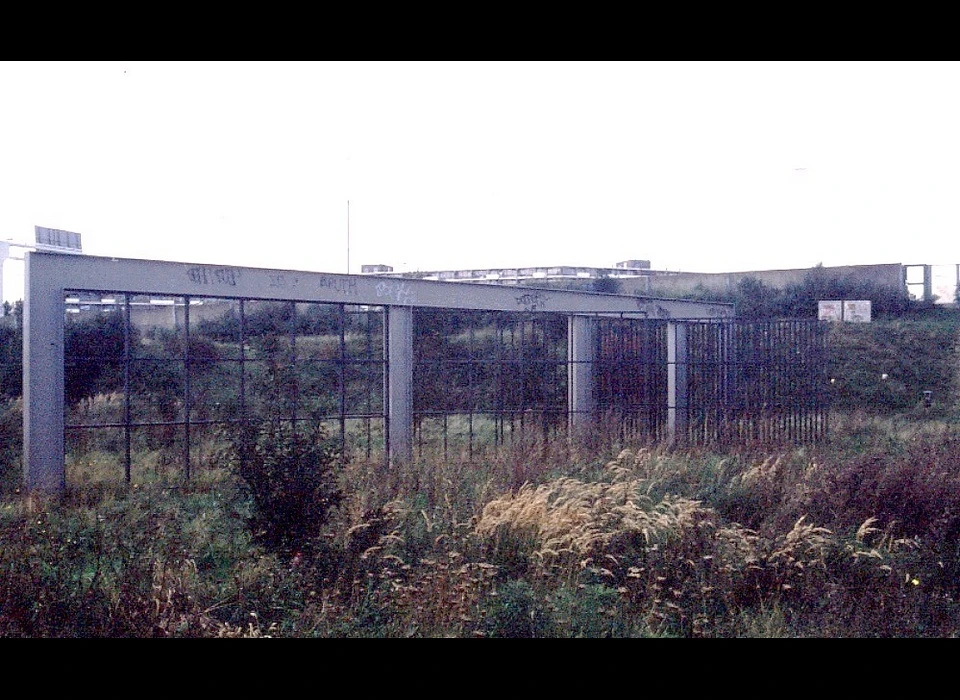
[683,318,829,445]
[412,308,569,460]
[60,292,829,482]
[591,317,829,447]
[593,317,670,443]
[63,292,385,482]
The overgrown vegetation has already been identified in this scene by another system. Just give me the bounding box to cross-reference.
[3,283,960,636]
[682,264,916,320]
[213,419,343,558]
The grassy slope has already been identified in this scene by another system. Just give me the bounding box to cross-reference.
[827,308,960,417]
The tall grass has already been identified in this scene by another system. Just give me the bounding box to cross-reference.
[4,415,960,637]
[4,314,960,636]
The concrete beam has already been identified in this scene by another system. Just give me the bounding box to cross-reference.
[25,252,733,317]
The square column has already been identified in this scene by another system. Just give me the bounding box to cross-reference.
[386,305,413,464]
[567,315,595,433]
[667,321,688,443]
[23,253,66,491]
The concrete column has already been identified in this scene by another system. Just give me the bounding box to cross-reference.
[23,253,66,491]
[567,315,595,433]
[667,321,688,443]
[386,305,413,464]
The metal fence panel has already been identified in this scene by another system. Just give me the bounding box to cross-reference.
[55,297,828,483]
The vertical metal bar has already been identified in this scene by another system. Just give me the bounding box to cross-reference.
[237,298,248,477]
[123,293,132,483]
[381,306,392,465]
[339,303,347,450]
[518,315,526,432]
[239,299,246,422]
[183,295,191,481]
[289,300,298,433]
[496,314,505,447]
[468,316,476,460]
[364,306,373,461]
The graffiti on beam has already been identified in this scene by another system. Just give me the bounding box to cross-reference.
[516,291,550,311]
[267,272,301,289]
[187,266,241,287]
[318,276,358,296]
[376,280,416,305]
[634,301,671,318]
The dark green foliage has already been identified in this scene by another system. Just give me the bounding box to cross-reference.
[0,323,20,400]
[778,264,911,319]
[126,329,223,429]
[0,399,21,494]
[592,276,621,294]
[413,309,568,416]
[64,312,131,405]
[0,487,240,638]
[684,265,914,320]
[481,579,557,638]
[551,583,627,638]
[219,420,343,557]
[733,276,780,319]
[195,301,357,342]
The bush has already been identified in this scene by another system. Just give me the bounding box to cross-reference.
[682,265,915,320]
[64,313,129,405]
[0,323,21,400]
[481,579,556,638]
[218,420,343,557]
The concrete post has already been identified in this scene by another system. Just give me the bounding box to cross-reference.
[567,315,595,433]
[386,305,414,464]
[23,253,65,492]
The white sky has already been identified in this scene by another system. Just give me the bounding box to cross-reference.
[3,60,960,303]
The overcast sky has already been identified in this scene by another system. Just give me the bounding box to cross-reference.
[3,61,960,302]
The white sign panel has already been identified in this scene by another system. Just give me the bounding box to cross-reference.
[818,300,843,321]
[843,300,872,323]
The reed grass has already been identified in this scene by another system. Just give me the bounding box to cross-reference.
[5,415,960,637]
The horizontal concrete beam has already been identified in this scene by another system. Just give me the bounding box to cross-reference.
[28,252,734,319]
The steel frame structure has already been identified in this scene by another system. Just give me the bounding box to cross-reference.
[24,251,745,491]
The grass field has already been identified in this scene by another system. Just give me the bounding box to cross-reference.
[3,311,960,637]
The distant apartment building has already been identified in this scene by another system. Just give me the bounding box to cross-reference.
[361,260,958,305]
[360,260,653,285]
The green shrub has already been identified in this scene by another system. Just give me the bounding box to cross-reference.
[0,322,21,400]
[217,420,343,557]
[481,579,556,638]
[551,583,627,638]
[63,313,130,406]
[0,399,22,494]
